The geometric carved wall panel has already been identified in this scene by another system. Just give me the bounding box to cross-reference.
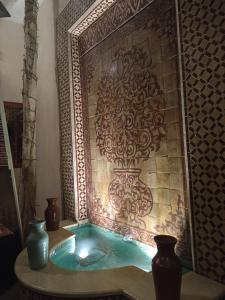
[179,0,225,284]
[56,0,95,220]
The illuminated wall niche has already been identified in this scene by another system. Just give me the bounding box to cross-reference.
[68,0,191,262]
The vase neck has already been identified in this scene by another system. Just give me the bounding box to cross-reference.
[47,198,57,205]
[157,243,176,255]
[30,220,45,232]
[154,235,177,256]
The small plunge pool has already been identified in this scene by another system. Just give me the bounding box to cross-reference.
[50,224,156,272]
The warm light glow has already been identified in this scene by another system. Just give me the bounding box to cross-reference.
[79,248,89,259]
[148,246,157,258]
[140,244,157,259]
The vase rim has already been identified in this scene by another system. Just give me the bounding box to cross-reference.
[29,219,45,225]
[154,235,177,244]
[46,198,57,204]
[113,168,141,173]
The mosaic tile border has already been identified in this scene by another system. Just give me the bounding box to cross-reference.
[178,0,225,284]
[70,35,88,220]
[56,0,96,220]
[70,0,115,36]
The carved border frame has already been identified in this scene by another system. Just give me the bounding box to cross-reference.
[68,0,117,221]
[68,0,156,221]
[67,0,194,267]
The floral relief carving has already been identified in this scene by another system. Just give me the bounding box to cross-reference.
[59,0,190,263]
[89,189,110,219]
[95,46,165,168]
[94,46,165,229]
[79,0,161,55]
[108,169,153,228]
[154,195,191,260]
[154,195,186,237]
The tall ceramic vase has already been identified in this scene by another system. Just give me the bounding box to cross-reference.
[26,220,49,270]
[152,235,182,300]
[45,198,60,231]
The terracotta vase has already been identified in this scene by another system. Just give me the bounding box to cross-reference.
[152,235,182,300]
[44,198,60,231]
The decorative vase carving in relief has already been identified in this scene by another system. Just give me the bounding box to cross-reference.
[152,235,182,300]
[109,168,153,228]
[26,220,49,270]
[45,198,60,231]
[95,46,166,226]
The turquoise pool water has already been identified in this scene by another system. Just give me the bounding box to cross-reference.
[50,224,156,272]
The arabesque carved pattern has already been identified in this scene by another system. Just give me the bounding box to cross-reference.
[89,195,156,247]
[72,0,115,36]
[109,169,153,228]
[58,0,190,263]
[154,195,191,260]
[79,0,175,55]
[95,46,165,168]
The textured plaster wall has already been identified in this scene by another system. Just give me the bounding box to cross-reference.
[0,0,64,220]
[36,0,61,218]
[0,19,23,102]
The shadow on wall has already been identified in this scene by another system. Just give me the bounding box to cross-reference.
[0,167,18,231]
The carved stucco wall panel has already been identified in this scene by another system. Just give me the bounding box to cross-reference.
[68,0,190,260]
[56,0,225,284]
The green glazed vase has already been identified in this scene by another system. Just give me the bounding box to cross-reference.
[26,220,49,270]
